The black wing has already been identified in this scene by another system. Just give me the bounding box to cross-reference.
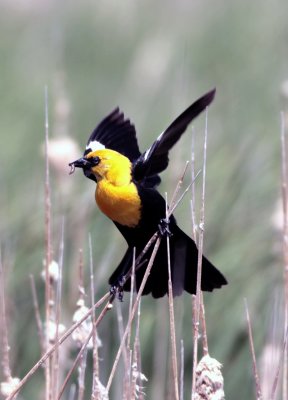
[85,107,141,162]
[132,89,216,182]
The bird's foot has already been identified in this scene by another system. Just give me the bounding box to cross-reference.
[110,275,125,301]
[158,218,173,237]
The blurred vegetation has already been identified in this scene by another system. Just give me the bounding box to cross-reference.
[1,0,288,398]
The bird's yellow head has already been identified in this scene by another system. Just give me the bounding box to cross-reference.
[69,149,132,186]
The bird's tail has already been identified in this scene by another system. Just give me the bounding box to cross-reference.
[109,226,227,298]
[171,226,227,296]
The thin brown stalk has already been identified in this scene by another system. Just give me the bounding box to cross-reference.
[190,122,209,357]
[271,325,288,400]
[129,358,137,399]
[191,108,209,399]
[190,120,209,362]
[78,249,85,302]
[122,232,158,285]
[133,301,143,400]
[44,86,52,400]
[190,130,197,396]
[53,218,64,399]
[89,235,100,399]
[6,292,110,400]
[180,339,184,400]
[244,299,262,400]
[169,161,190,211]
[29,274,45,354]
[78,348,88,400]
[116,301,129,370]
[127,247,136,348]
[280,110,288,399]
[74,246,88,400]
[168,170,201,217]
[116,301,131,400]
[106,237,162,392]
[57,297,113,400]
[190,127,197,242]
[191,295,197,396]
[0,256,12,381]
[67,247,88,400]
[124,248,137,399]
[126,350,133,400]
[200,292,209,356]
[165,192,179,400]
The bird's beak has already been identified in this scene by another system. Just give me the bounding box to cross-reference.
[69,157,92,175]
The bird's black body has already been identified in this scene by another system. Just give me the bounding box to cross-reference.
[110,187,225,298]
[69,89,227,298]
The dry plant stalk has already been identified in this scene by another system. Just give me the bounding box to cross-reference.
[135,302,144,398]
[244,299,262,400]
[124,248,137,399]
[270,326,288,400]
[78,348,88,400]
[129,301,146,400]
[192,109,209,398]
[190,127,197,242]
[44,85,52,400]
[115,300,130,387]
[127,248,136,348]
[89,236,101,399]
[190,121,209,359]
[169,161,190,210]
[52,220,65,399]
[0,256,20,398]
[280,110,288,398]
[200,292,209,356]
[166,192,180,400]
[76,249,87,400]
[180,339,184,400]
[30,275,45,354]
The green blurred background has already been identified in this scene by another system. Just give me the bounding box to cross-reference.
[1,0,288,398]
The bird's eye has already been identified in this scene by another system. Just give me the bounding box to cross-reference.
[90,156,100,166]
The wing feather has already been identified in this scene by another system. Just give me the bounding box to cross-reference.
[132,89,216,182]
[85,107,141,162]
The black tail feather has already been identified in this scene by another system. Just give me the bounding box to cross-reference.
[109,226,227,298]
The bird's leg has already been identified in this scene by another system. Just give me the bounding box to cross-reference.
[158,218,173,237]
[109,275,125,302]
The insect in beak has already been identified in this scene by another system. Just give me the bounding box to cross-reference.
[69,156,100,175]
[68,157,91,175]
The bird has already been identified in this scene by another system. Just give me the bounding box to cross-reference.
[69,89,227,298]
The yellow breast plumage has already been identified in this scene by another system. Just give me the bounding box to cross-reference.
[96,180,141,227]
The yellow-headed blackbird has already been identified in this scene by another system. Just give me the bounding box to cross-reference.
[69,89,227,298]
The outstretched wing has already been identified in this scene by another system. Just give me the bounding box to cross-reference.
[85,107,141,162]
[132,89,216,183]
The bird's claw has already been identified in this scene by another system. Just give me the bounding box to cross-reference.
[158,218,173,237]
[110,275,125,301]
